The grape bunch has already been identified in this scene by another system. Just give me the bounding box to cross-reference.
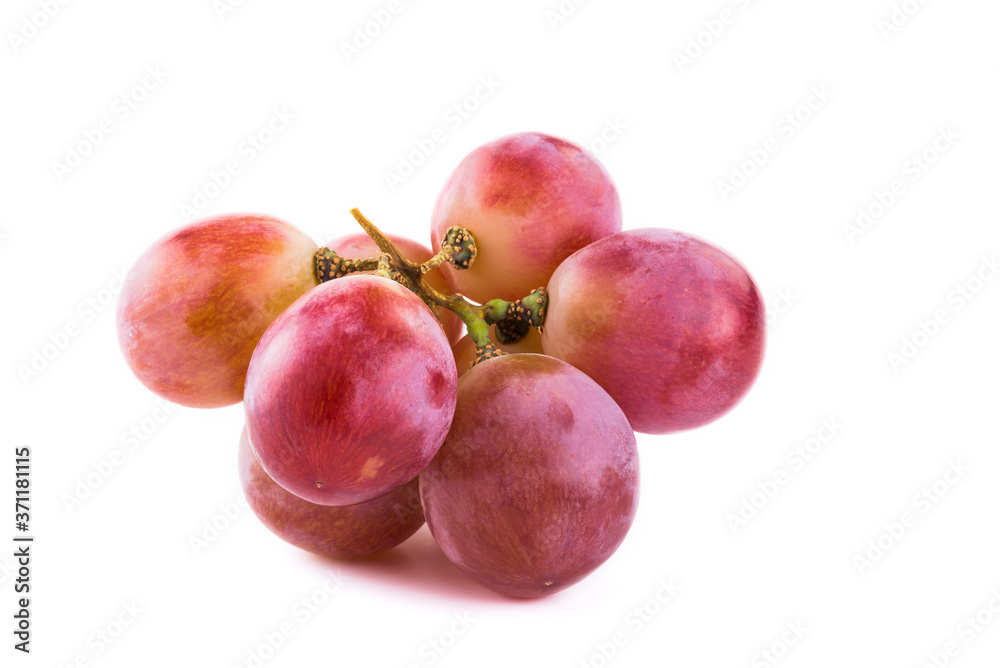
[116,132,765,598]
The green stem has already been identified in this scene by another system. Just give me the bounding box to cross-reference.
[481,299,512,324]
[451,301,492,349]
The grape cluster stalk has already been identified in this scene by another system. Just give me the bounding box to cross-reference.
[314,208,548,367]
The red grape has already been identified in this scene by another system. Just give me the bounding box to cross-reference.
[244,275,457,506]
[239,427,423,558]
[431,132,622,304]
[116,214,318,408]
[541,228,765,434]
[419,354,639,598]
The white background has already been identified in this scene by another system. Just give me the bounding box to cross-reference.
[3,1,999,666]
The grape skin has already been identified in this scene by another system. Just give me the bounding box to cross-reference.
[541,228,766,434]
[431,132,622,304]
[419,354,639,599]
[238,428,424,558]
[116,214,317,408]
[245,275,457,506]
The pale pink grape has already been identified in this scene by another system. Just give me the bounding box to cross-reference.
[117,214,317,408]
[431,132,621,304]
